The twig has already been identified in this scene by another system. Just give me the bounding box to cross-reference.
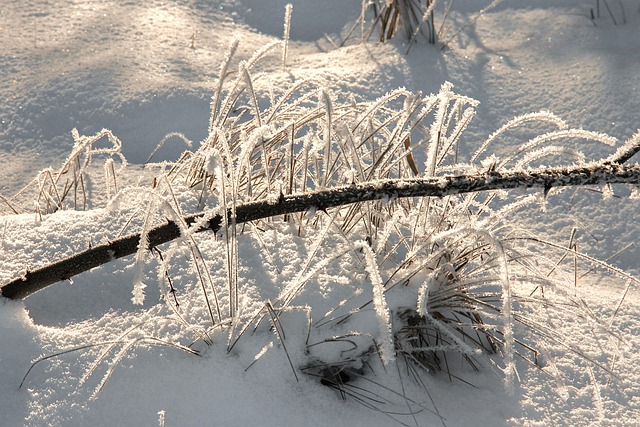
[3,161,640,300]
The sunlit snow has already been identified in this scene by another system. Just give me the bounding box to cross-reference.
[1,1,640,426]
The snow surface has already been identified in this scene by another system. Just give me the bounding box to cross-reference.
[1,0,640,425]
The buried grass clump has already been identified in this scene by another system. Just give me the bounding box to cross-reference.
[355,0,505,53]
[10,39,640,422]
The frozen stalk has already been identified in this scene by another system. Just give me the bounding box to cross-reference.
[282,4,293,69]
[358,240,395,366]
[132,197,157,305]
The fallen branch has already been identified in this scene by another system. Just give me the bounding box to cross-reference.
[3,161,640,299]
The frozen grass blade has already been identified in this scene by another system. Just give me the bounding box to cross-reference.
[471,111,567,163]
[282,4,293,69]
[91,336,199,399]
[359,241,395,366]
[146,132,193,165]
[131,197,155,305]
[209,38,239,133]
[265,301,299,381]
[499,129,617,168]
[475,229,515,392]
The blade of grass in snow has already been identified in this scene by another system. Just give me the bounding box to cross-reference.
[209,38,239,133]
[265,301,299,381]
[145,132,193,165]
[358,240,395,366]
[499,129,617,168]
[131,197,155,305]
[471,111,568,163]
[282,4,293,69]
[475,229,515,392]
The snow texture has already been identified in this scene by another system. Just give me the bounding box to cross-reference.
[1,1,640,426]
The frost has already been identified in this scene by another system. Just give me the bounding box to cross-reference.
[253,342,274,362]
[131,268,147,306]
[146,132,192,165]
[480,154,499,171]
[500,129,618,168]
[319,88,334,188]
[472,111,567,163]
[475,229,515,393]
[210,38,240,132]
[239,62,262,127]
[131,196,155,305]
[358,241,395,366]
[267,191,282,205]
[417,272,436,317]
[305,205,317,219]
[607,129,640,164]
[514,146,585,169]
[205,151,218,174]
[282,4,293,68]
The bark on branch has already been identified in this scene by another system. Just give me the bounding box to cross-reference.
[3,161,640,299]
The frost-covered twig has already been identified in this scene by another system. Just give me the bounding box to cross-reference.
[3,161,640,300]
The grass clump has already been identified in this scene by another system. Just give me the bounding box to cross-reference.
[19,36,639,423]
[355,0,504,52]
[152,40,634,408]
[0,129,126,217]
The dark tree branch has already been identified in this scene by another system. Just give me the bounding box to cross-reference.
[3,162,640,300]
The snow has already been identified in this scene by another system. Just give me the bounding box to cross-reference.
[2,0,640,425]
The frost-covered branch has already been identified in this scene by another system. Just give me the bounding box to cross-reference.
[3,161,640,300]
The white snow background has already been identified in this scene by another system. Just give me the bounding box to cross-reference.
[1,1,640,425]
